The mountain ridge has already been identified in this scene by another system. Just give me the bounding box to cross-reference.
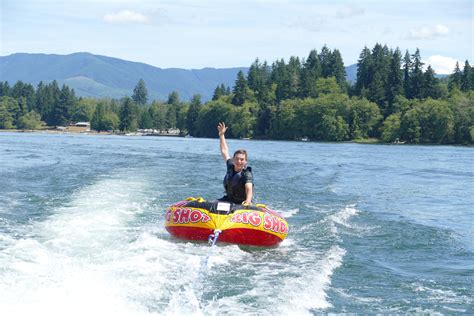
[0,52,248,101]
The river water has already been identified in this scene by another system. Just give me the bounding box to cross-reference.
[0,132,472,315]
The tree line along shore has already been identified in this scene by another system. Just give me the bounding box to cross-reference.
[1,44,473,144]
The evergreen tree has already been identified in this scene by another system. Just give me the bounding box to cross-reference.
[91,102,107,132]
[403,50,412,98]
[272,59,289,102]
[11,81,26,99]
[132,79,148,106]
[165,105,177,128]
[16,97,28,124]
[163,94,185,130]
[119,97,137,131]
[167,91,180,105]
[11,81,36,112]
[212,84,227,100]
[355,46,372,96]
[422,65,439,99]
[53,85,75,126]
[247,59,263,91]
[247,59,271,104]
[139,108,153,129]
[44,81,61,126]
[48,84,74,126]
[35,81,48,119]
[461,60,472,91]
[0,81,10,97]
[448,62,462,91]
[286,56,302,99]
[385,48,404,115]
[367,44,389,108]
[186,94,201,136]
[300,49,322,98]
[330,49,347,89]
[471,65,474,89]
[259,61,272,103]
[410,48,425,99]
[368,71,386,107]
[319,45,333,78]
[232,71,249,106]
[272,57,302,101]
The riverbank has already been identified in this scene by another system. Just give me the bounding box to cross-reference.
[1,129,472,146]
[0,128,182,137]
[352,138,381,144]
[0,128,112,135]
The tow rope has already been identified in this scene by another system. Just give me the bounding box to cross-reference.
[193,229,222,301]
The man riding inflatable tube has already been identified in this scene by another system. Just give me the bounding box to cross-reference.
[217,122,253,206]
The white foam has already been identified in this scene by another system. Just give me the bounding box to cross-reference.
[279,208,299,218]
[276,245,346,314]
[39,176,149,253]
[328,205,358,235]
[330,205,358,225]
[203,245,346,315]
[411,283,471,305]
[165,285,203,316]
[0,172,162,316]
[334,287,383,304]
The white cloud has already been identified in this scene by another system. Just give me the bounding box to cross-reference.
[336,5,364,19]
[423,55,460,74]
[287,17,326,32]
[407,24,449,40]
[103,10,149,23]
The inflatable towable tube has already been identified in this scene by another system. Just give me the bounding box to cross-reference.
[165,197,289,247]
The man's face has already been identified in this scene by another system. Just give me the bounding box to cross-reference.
[233,153,247,172]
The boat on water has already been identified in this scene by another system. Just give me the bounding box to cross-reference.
[165,197,289,247]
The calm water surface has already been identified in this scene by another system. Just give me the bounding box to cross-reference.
[0,132,472,315]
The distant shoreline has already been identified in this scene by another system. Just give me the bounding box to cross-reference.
[0,129,113,136]
[0,129,184,138]
[2,129,473,147]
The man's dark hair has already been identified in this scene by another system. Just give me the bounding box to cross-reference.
[233,149,248,160]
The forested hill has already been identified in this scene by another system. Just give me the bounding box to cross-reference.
[0,52,363,102]
[0,52,248,101]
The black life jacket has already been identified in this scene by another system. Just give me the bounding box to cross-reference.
[223,165,252,204]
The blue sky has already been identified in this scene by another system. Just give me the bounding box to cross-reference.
[1,0,472,73]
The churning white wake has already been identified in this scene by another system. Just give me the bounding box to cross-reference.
[0,172,159,316]
[277,245,346,314]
